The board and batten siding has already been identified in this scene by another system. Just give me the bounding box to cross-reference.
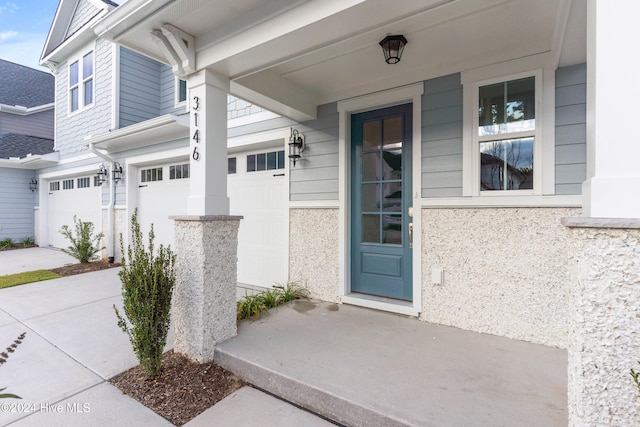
[289,102,339,201]
[0,168,35,241]
[0,110,54,140]
[555,63,586,195]
[119,48,161,128]
[422,73,464,198]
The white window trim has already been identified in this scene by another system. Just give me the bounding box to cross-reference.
[175,78,188,109]
[68,45,96,115]
[461,53,556,197]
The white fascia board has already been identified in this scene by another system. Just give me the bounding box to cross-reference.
[0,103,54,115]
[87,114,189,152]
[93,0,173,40]
[42,9,110,64]
[0,152,60,170]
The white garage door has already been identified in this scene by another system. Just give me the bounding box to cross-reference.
[137,163,189,249]
[137,148,288,289]
[229,148,288,288]
[48,176,102,249]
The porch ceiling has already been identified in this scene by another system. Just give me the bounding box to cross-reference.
[96,0,585,121]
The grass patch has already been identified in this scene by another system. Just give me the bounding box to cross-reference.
[0,270,61,289]
[237,282,309,321]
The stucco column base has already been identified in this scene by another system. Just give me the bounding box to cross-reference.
[171,215,242,363]
[562,217,640,427]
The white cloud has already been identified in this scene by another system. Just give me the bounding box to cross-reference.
[0,30,18,42]
[0,34,49,70]
[0,2,18,15]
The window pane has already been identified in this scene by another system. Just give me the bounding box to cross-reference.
[84,79,93,105]
[363,120,381,151]
[277,150,285,169]
[228,157,237,174]
[362,214,380,243]
[382,149,402,180]
[69,61,78,86]
[256,153,266,171]
[266,151,277,170]
[479,77,535,137]
[83,52,93,78]
[480,137,533,191]
[362,152,379,182]
[170,166,176,180]
[382,215,402,244]
[362,183,379,212]
[182,164,189,179]
[383,116,402,148]
[382,183,402,212]
[178,79,187,102]
[247,155,256,172]
[70,87,78,112]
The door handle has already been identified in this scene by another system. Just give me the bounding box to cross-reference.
[408,222,413,249]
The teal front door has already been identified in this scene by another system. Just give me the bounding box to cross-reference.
[351,104,413,301]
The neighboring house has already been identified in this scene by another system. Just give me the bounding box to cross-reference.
[0,59,56,242]
[33,1,640,424]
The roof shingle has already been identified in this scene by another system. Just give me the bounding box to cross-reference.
[0,59,54,108]
[0,133,55,159]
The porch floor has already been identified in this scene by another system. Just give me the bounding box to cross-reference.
[214,300,567,427]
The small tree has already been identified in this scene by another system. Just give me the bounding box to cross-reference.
[114,209,175,377]
[59,216,104,263]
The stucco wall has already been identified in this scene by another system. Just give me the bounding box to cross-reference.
[289,208,339,302]
[421,207,580,348]
[565,224,640,426]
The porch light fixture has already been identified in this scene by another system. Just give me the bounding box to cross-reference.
[288,128,305,167]
[96,163,108,186]
[379,35,407,64]
[112,162,123,184]
[29,177,38,192]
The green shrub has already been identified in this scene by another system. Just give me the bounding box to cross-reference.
[237,282,309,321]
[59,217,104,263]
[1,332,26,399]
[114,209,175,377]
[21,237,34,247]
[0,238,13,250]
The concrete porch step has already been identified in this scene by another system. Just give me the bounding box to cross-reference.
[214,301,568,427]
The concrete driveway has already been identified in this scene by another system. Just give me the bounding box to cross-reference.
[0,247,77,276]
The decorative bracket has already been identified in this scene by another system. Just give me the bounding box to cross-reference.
[150,24,195,78]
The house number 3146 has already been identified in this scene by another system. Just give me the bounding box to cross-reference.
[192,96,200,161]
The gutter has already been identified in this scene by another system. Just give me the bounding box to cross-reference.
[88,142,117,263]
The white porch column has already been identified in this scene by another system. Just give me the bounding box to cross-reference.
[582,0,640,218]
[172,69,241,362]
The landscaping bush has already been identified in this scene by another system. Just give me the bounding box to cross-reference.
[0,238,13,250]
[237,282,309,321]
[114,209,175,377]
[59,216,104,263]
[1,332,26,399]
[21,237,34,247]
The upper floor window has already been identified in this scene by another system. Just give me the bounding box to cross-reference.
[176,78,187,106]
[477,75,536,192]
[69,50,94,113]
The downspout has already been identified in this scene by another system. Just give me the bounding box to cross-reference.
[89,142,116,263]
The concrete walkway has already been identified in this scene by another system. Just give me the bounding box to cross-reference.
[0,248,327,427]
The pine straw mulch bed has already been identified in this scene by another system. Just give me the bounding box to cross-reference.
[50,259,121,276]
[110,350,246,425]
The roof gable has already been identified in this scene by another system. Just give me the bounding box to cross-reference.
[0,60,54,108]
[41,0,118,65]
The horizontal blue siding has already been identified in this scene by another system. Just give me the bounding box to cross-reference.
[289,102,339,201]
[119,48,161,128]
[0,168,35,241]
[422,73,463,198]
[555,63,586,195]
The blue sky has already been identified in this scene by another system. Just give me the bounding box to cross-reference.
[0,0,62,71]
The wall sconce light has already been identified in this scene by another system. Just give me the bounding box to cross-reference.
[112,162,123,184]
[29,177,38,192]
[288,128,305,167]
[379,35,407,64]
[96,164,108,186]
